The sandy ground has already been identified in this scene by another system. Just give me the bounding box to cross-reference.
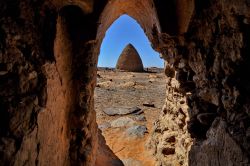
[95,68,166,165]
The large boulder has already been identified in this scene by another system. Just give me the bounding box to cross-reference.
[116,44,144,72]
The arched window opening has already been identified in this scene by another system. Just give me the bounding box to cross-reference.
[95,14,165,165]
[98,15,164,68]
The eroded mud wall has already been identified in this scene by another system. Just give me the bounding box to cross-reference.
[150,0,250,165]
[186,1,250,164]
[0,0,106,165]
[0,1,58,165]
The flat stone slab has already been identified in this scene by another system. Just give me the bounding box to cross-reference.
[98,122,111,131]
[122,158,143,166]
[132,109,144,115]
[111,117,136,128]
[103,106,141,116]
[143,102,155,107]
[126,125,147,138]
[134,115,146,121]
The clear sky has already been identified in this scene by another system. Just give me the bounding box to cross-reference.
[98,14,164,68]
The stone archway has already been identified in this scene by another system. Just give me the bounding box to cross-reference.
[51,1,192,165]
[0,0,194,165]
[97,0,159,41]
[93,1,192,165]
[52,1,250,165]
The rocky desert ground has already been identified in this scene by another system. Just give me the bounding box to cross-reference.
[94,67,165,165]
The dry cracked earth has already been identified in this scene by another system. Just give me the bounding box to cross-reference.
[95,68,166,166]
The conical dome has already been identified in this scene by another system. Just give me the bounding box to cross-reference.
[116,44,144,72]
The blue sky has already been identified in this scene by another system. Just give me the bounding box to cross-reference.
[98,14,164,68]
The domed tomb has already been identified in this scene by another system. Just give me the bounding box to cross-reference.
[116,44,144,72]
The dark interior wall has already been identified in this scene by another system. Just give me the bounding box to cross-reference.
[154,0,250,165]
[0,0,57,164]
[153,0,194,35]
[58,5,100,165]
[0,0,107,165]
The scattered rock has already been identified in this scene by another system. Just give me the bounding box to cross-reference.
[97,81,112,88]
[132,109,144,115]
[134,115,146,121]
[143,102,155,107]
[149,78,156,82]
[148,74,158,78]
[110,117,136,128]
[103,107,141,116]
[98,122,111,131]
[118,81,136,88]
[122,158,143,166]
[126,125,147,138]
